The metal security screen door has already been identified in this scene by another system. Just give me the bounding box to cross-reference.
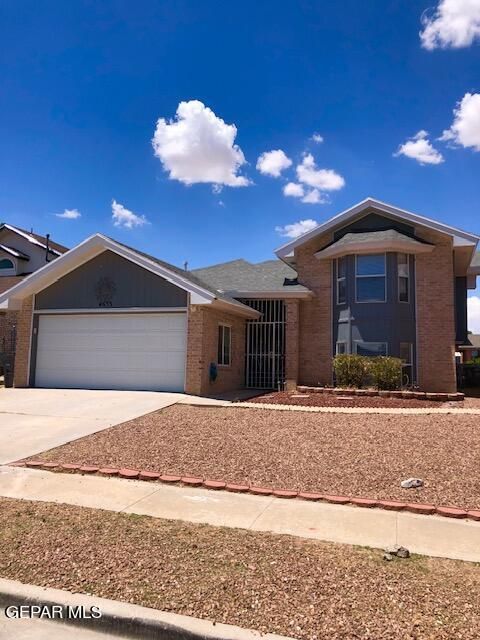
[240,299,286,389]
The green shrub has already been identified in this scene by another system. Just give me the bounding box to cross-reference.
[333,354,368,388]
[369,356,402,390]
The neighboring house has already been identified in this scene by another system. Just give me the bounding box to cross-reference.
[0,224,68,370]
[0,198,479,395]
[459,334,480,362]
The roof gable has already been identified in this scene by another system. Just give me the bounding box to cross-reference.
[275,198,480,259]
[0,234,258,318]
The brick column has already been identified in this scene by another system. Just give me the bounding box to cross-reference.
[295,237,333,387]
[185,305,205,396]
[284,299,299,391]
[416,231,457,393]
[13,295,34,387]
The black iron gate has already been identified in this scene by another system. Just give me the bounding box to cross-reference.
[239,299,286,389]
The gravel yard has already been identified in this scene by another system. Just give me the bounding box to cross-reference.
[24,405,480,509]
[1,498,480,640]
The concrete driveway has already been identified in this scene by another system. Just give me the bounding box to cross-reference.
[0,388,183,464]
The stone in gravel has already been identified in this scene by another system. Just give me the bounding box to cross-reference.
[383,552,394,561]
[401,477,424,489]
[396,547,410,559]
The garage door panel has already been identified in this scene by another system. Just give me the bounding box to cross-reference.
[35,313,187,392]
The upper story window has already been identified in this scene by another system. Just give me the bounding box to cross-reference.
[218,324,231,366]
[0,258,15,275]
[397,253,409,303]
[336,256,347,305]
[355,254,386,303]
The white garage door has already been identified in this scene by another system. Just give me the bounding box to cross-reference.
[35,313,187,392]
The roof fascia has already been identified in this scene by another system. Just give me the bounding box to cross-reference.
[229,290,313,299]
[210,298,261,318]
[275,198,480,258]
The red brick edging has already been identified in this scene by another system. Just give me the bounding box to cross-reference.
[11,460,480,523]
[297,386,465,402]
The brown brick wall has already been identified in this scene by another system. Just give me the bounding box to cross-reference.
[13,295,34,387]
[185,305,246,396]
[285,299,299,390]
[294,233,333,386]
[415,229,457,393]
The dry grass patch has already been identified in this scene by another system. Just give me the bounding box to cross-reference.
[1,498,480,640]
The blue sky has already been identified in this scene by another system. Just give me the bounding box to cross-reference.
[1,1,479,323]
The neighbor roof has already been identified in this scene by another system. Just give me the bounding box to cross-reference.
[0,223,68,255]
[275,197,480,259]
[0,244,30,260]
[460,334,480,349]
[192,259,311,295]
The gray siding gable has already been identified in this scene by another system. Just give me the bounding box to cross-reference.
[35,250,188,310]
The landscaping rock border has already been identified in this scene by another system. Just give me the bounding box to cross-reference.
[297,386,464,402]
[11,460,480,523]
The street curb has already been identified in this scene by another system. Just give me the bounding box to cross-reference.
[14,460,480,522]
[0,578,294,640]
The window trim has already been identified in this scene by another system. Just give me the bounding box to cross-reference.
[336,256,347,305]
[336,341,347,355]
[353,341,388,357]
[0,257,16,276]
[397,253,410,304]
[217,323,232,367]
[355,253,387,304]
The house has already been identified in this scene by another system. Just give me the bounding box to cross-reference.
[0,198,479,395]
[0,223,68,368]
[459,334,480,362]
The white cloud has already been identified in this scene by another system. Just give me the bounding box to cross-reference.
[151,100,249,188]
[111,200,148,229]
[394,130,444,165]
[256,149,292,178]
[301,188,329,204]
[296,154,345,191]
[55,208,81,219]
[275,219,319,239]
[420,0,480,50]
[440,93,480,151]
[283,182,305,198]
[468,295,480,333]
[311,133,324,143]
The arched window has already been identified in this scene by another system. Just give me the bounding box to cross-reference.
[0,258,14,271]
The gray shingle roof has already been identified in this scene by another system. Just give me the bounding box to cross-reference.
[471,252,480,267]
[327,229,433,250]
[191,259,310,295]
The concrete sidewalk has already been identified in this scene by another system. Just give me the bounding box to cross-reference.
[1,465,479,563]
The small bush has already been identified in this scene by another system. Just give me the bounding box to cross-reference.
[333,354,368,388]
[369,356,402,390]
